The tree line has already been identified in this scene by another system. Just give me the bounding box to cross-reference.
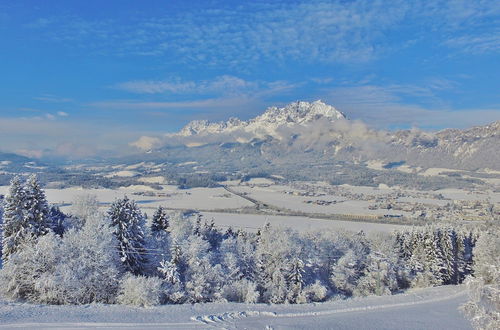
[0,175,497,329]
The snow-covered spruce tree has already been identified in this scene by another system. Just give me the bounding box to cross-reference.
[201,219,224,250]
[108,196,147,275]
[2,175,51,263]
[151,206,169,233]
[23,174,51,236]
[48,205,67,237]
[286,257,305,303]
[1,176,25,263]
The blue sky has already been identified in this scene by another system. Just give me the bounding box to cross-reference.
[0,0,499,158]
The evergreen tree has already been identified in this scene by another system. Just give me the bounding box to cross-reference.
[2,176,25,263]
[2,175,51,263]
[23,175,51,235]
[286,257,305,303]
[49,205,67,237]
[150,206,169,233]
[108,196,147,275]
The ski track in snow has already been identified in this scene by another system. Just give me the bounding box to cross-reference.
[0,285,472,329]
[192,285,469,328]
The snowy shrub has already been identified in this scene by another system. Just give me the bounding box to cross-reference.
[302,280,328,302]
[255,226,303,303]
[353,256,398,297]
[221,279,259,303]
[461,228,500,330]
[183,235,225,303]
[69,194,100,228]
[49,215,122,304]
[117,274,163,307]
[0,215,122,305]
[0,233,60,302]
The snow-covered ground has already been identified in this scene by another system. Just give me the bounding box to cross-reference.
[0,285,471,329]
[199,212,406,233]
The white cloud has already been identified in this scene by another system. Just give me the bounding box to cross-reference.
[0,116,144,159]
[444,34,500,54]
[89,96,255,110]
[34,94,73,103]
[115,75,257,95]
[114,75,298,97]
[129,136,162,151]
[22,1,500,67]
[57,111,69,117]
[326,85,500,128]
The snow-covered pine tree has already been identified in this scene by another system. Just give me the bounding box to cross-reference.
[151,206,169,233]
[286,257,305,303]
[108,196,147,275]
[49,205,67,237]
[439,227,458,284]
[2,176,25,263]
[2,175,51,263]
[22,174,51,238]
[193,215,202,236]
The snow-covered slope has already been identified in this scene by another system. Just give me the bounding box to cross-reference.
[177,100,346,140]
[0,285,471,329]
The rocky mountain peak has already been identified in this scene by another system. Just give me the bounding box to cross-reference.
[177,100,346,138]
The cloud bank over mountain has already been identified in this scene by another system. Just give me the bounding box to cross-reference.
[130,100,500,170]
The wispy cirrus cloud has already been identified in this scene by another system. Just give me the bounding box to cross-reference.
[34,94,73,103]
[114,75,298,97]
[326,84,500,129]
[89,97,254,110]
[24,0,500,68]
[24,1,409,65]
[444,33,500,55]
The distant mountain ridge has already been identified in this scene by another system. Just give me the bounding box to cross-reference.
[176,100,346,141]
[161,101,500,171]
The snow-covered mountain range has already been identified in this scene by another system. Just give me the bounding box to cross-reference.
[159,100,499,171]
[176,100,346,141]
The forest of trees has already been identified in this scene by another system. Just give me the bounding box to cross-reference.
[0,175,497,328]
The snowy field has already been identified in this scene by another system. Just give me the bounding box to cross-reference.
[0,185,254,211]
[3,180,496,232]
[199,212,407,233]
[0,185,410,233]
[0,285,471,329]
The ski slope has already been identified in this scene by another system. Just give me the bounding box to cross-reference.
[0,285,471,329]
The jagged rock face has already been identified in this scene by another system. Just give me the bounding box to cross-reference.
[178,100,346,139]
